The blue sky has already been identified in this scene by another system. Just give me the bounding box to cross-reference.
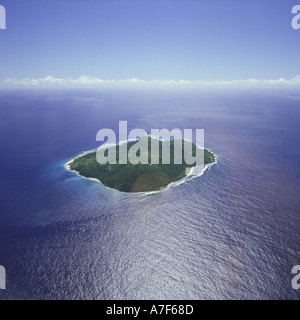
[0,0,300,86]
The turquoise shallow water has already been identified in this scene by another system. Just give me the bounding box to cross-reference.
[0,88,299,299]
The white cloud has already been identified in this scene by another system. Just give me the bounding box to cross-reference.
[3,75,300,88]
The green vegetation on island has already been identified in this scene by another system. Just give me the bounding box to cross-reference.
[69,137,216,193]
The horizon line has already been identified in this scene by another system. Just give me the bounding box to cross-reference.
[2,75,300,88]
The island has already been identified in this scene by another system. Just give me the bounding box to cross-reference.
[68,137,216,193]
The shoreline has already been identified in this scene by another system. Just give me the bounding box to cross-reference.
[64,141,217,195]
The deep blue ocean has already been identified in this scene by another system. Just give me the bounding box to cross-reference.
[0,87,299,299]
